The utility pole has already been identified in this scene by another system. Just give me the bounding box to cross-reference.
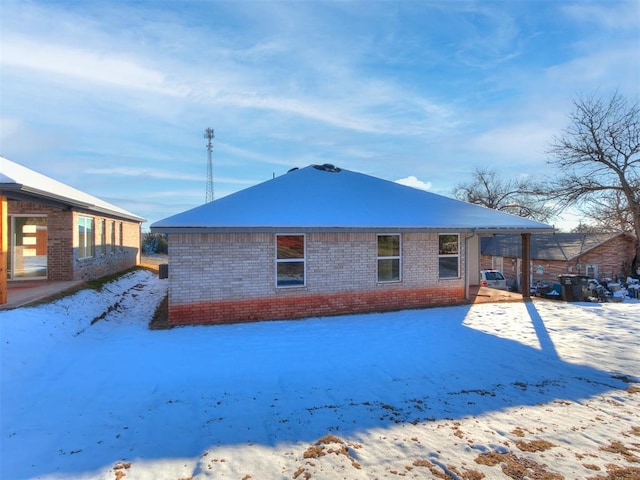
[204,128,214,203]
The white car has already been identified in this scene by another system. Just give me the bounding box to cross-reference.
[480,270,507,290]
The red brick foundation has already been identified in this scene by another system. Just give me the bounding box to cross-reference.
[169,285,466,325]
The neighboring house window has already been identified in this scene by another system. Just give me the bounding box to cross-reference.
[276,235,305,287]
[100,219,107,255]
[439,234,459,279]
[78,216,95,259]
[119,222,123,250]
[378,234,401,282]
[111,221,116,253]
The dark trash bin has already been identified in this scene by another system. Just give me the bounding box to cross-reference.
[159,263,169,279]
[558,274,589,301]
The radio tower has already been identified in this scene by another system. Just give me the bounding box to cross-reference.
[204,128,215,203]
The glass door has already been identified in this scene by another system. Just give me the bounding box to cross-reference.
[9,216,48,279]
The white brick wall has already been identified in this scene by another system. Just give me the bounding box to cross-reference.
[168,232,467,305]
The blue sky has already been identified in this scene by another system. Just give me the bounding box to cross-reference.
[1,0,638,230]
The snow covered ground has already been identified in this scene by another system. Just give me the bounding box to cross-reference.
[1,269,639,480]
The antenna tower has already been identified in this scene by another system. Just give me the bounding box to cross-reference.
[204,128,215,203]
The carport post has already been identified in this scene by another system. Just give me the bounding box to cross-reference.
[522,233,531,299]
[1,195,7,304]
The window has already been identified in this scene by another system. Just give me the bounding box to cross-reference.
[439,234,459,279]
[377,234,401,282]
[276,235,305,287]
[78,216,95,259]
[119,222,123,250]
[100,219,107,255]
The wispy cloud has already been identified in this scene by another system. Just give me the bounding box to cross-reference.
[1,0,637,228]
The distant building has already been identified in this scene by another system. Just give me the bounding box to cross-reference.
[0,157,144,303]
[481,232,637,288]
[151,164,553,325]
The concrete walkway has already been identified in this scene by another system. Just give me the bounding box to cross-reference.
[1,280,86,310]
[470,286,526,304]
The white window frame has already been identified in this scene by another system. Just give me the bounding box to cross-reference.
[438,233,460,279]
[377,233,402,283]
[275,234,306,288]
[78,216,95,259]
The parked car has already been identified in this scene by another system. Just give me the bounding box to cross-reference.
[480,269,507,290]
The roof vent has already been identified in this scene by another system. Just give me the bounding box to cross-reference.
[312,163,341,173]
[287,167,299,173]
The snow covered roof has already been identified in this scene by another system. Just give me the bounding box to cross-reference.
[152,164,553,234]
[0,157,144,222]
[481,232,632,261]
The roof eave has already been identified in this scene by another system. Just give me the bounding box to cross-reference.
[151,225,555,234]
[1,184,145,223]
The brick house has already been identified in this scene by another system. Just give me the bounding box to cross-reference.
[151,164,553,326]
[0,157,144,303]
[481,232,637,289]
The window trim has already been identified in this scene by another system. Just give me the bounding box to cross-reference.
[377,233,402,283]
[275,234,306,288]
[438,233,460,279]
[78,216,95,259]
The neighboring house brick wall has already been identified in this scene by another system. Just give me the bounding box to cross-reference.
[7,200,140,282]
[8,200,73,281]
[481,234,636,286]
[168,232,466,325]
[72,211,141,281]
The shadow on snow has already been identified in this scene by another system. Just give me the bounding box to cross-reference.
[1,301,635,478]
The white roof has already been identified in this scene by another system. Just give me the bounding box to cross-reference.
[151,164,553,233]
[0,157,144,222]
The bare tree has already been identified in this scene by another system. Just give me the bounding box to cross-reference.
[546,92,640,270]
[454,167,557,222]
[579,190,635,233]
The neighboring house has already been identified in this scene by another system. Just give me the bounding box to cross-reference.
[151,164,553,326]
[481,232,637,289]
[0,157,144,304]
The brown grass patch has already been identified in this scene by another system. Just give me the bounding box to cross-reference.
[587,464,640,480]
[301,435,361,470]
[515,439,557,452]
[599,441,640,463]
[411,459,449,479]
[475,451,563,480]
[512,427,528,438]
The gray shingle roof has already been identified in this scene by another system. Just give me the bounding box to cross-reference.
[152,164,553,233]
[481,232,625,261]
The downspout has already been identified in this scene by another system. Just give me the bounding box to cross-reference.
[464,229,477,302]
